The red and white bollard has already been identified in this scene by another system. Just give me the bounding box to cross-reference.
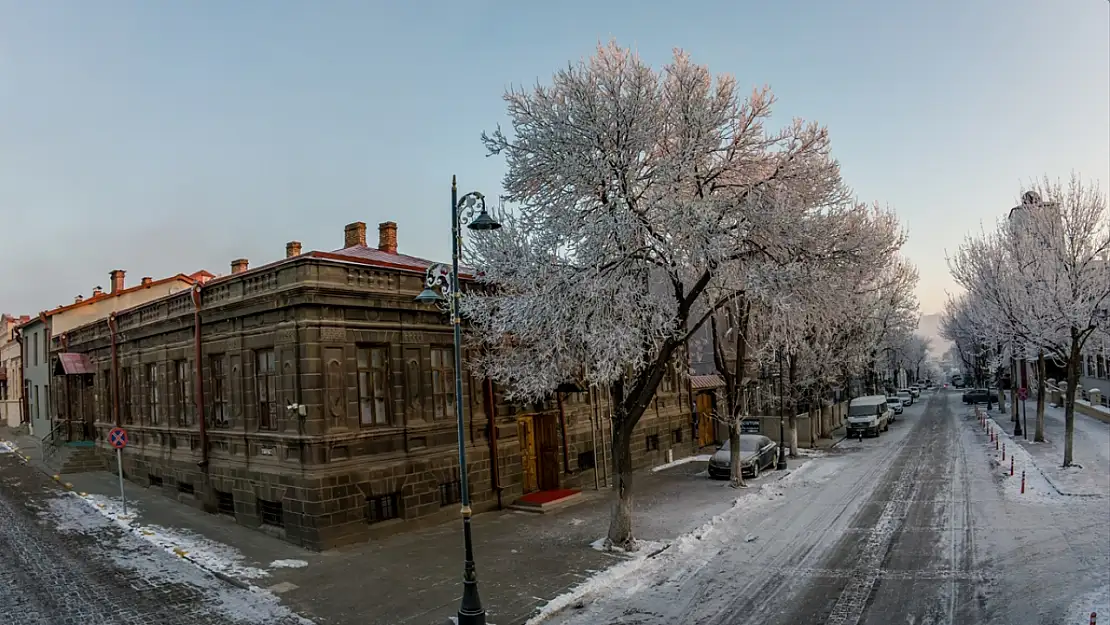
[1021,471,1026,494]
[1002,443,1006,461]
[996,437,999,451]
[1090,611,1096,625]
[1010,455,1014,476]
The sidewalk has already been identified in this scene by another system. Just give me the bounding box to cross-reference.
[985,401,1110,498]
[0,427,816,625]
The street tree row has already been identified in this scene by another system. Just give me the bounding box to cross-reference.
[944,175,1110,467]
[461,42,918,549]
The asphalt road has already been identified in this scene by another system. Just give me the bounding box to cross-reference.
[0,449,310,625]
[546,389,1109,625]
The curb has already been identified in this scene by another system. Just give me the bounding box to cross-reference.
[3,437,258,592]
[982,415,1104,499]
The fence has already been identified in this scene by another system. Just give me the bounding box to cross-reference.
[741,400,850,448]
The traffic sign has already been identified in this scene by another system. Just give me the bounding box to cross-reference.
[1018,387,1029,401]
[108,427,128,449]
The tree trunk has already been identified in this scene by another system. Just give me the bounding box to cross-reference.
[606,398,636,549]
[1062,337,1081,467]
[728,416,745,488]
[1011,357,1019,424]
[1035,351,1046,442]
[787,354,798,458]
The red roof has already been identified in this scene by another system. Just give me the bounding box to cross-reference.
[55,352,95,375]
[326,245,475,278]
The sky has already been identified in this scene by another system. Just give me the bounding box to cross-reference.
[1,0,1107,317]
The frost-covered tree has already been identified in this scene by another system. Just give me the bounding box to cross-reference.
[463,43,894,548]
[947,175,1110,465]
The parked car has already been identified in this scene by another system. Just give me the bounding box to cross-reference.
[963,388,992,404]
[707,435,779,480]
[897,389,913,406]
[847,395,891,438]
[885,396,904,419]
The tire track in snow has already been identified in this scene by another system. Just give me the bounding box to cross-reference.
[822,431,930,625]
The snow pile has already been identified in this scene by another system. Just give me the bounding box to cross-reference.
[0,439,16,454]
[650,454,712,472]
[65,491,271,579]
[41,495,313,624]
[269,559,309,569]
[985,416,1059,502]
[527,459,820,624]
[795,447,829,458]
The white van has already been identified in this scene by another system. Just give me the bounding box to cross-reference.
[847,395,891,438]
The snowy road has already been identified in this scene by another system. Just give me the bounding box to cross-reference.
[0,450,311,625]
[543,390,1109,625]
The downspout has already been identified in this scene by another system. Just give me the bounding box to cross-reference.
[556,391,570,474]
[191,285,209,470]
[108,315,121,427]
[483,378,502,508]
[14,328,26,425]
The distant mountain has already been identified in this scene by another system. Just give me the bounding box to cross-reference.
[917,313,951,357]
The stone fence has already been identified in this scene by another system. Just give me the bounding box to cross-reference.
[740,400,849,448]
[1045,384,1110,424]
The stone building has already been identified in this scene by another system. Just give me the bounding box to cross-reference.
[57,221,696,550]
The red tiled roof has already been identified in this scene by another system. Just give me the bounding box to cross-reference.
[27,271,207,323]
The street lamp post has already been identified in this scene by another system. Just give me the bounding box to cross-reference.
[776,349,788,471]
[414,176,501,625]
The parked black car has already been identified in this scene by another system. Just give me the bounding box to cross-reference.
[962,388,992,404]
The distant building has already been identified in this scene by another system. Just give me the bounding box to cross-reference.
[1,314,31,428]
[19,269,212,440]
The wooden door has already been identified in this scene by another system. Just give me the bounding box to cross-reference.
[517,416,539,494]
[696,392,716,448]
[536,414,561,491]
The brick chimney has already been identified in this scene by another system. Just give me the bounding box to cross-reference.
[109,269,126,294]
[344,221,367,248]
[75,295,84,304]
[231,258,249,274]
[286,241,302,258]
[92,286,103,297]
[141,277,153,286]
[378,222,398,254]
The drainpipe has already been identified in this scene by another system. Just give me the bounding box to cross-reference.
[483,378,502,508]
[191,285,209,470]
[108,314,121,427]
[14,328,27,426]
[556,391,570,474]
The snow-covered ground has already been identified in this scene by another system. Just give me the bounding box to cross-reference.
[39,493,314,624]
[532,392,1109,625]
[1004,399,1110,497]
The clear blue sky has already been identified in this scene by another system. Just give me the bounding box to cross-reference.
[1,0,1107,316]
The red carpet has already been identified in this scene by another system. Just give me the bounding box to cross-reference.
[517,489,580,505]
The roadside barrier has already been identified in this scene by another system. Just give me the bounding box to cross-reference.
[1091,610,1096,625]
[1010,455,1014,476]
[1021,471,1026,494]
[975,408,1032,496]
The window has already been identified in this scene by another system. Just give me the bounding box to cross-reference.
[430,347,455,420]
[173,359,189,427]
[120,368,132,424]
[439,479,462,507]
[673,428,684,444]
[33,333,38,366]
[646,434,660,451]
[34,385,40,419]
[367,493,400,524]
[146,363,159,424]
[210,355,229,428]
[101,370,112,423]
[216,490,235,516]
[256,349,277,430]
[177,481,195,496]
[258,499,284,528]
[358,346,390,426]
[661,366,675,394]
[578,449,596,470]
[148,474,163,488]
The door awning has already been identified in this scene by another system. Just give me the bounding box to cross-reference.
[690,374,726,390]
[54,353,95,376]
